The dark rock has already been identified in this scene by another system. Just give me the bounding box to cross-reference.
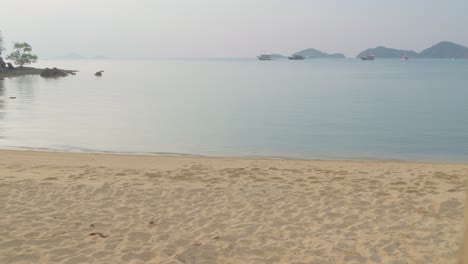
[7,63,15,69]
[40,67,69,78]
[0,57,6,68]
[95,71,104,76]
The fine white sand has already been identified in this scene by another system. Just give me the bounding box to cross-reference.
[0,150,467,263]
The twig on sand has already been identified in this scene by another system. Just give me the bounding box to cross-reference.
[89,232,109,238]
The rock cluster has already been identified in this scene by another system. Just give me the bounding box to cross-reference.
[40,67,70,78]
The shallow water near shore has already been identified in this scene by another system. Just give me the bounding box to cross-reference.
[0,58,467,162]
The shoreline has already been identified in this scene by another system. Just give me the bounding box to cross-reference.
[0,66,77,79]
[1,149,467,262]
[1,147,467,165]
[0,66,43,79]
[3,149,467,169]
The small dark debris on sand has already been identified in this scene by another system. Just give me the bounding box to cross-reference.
[89,232,109,238]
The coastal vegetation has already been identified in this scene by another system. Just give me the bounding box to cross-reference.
[0,33,76,79]
[0,31,4,53]
[6,42,38,67]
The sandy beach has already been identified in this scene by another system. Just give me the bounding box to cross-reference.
[0,150,467,263]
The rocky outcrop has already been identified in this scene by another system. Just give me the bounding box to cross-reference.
[40,67,71,78]
[0,67,43,78]
[0,67,77,79]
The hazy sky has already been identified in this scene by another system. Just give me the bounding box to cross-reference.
[2,0,468,58]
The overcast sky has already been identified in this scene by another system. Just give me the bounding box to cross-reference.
[2,0,468,58]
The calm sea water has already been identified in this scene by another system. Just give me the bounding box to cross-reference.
[1,59,467,162]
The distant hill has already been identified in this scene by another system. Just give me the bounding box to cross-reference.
[50,53,111,60]
[356,46,418,58]
[294,48,345,59]
[267,53,287,59]
[355,42,468,59]
[51,53,86,60]
[417,41,468,59]
[93,55,111,60]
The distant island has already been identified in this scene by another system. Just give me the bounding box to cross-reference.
[49,53,111,60]
[265,41,468,60]
[356,41,468,59]
[417,41,468,59]
[357,47,418,59]
[93,55,111,60]
[263,49,345,59]
[293,48,345,59]
[267,53,287,59]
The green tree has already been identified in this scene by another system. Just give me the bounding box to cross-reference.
[6,42,38,67]
[0,31,4,54]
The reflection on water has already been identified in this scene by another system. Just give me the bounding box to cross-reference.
[15,75,36,101]
[1,59,468,162]
[0,76,40,141]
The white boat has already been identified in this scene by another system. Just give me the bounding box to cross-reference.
[257,54,272,60]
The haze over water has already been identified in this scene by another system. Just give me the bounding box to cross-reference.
[1,59,467,162]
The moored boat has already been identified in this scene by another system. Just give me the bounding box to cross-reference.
[360,55,375,60]
[257,54,272,60]
[288,54,305,60]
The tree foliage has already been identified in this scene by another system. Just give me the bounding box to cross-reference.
[0,31,4,53]
[6,42,38,67]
